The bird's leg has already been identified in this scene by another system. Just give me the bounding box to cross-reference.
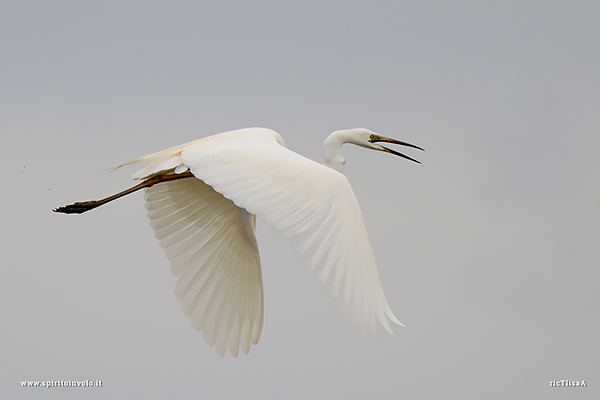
[53,171,195,214]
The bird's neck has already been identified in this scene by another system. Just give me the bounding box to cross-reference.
[322,130,351,173]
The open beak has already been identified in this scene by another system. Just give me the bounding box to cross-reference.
[371,136,425,164]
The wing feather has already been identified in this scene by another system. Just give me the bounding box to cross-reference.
[144,177,263,356]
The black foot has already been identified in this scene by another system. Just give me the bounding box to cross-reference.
[53,201,101,214]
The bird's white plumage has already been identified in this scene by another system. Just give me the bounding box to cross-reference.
[125,127,403,356]
[144,178,263,356]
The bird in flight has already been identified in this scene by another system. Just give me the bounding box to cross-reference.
[54,127,423,356]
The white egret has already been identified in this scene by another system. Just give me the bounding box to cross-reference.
[54,127,423,357]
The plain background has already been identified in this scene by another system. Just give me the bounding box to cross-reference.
[2,1,599,399]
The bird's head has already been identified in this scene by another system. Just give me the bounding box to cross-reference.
[344,128,424,164]
[323,128,424,172]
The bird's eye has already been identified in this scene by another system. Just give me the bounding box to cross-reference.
[369,134,376,142]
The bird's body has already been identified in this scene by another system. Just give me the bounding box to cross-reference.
[55,127,423,357]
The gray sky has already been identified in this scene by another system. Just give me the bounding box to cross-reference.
[2,1,599,399]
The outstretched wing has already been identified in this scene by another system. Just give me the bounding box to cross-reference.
[178,128,403,336]
[144,177,263,357]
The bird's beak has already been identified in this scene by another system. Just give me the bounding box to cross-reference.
[369,135,425,164]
